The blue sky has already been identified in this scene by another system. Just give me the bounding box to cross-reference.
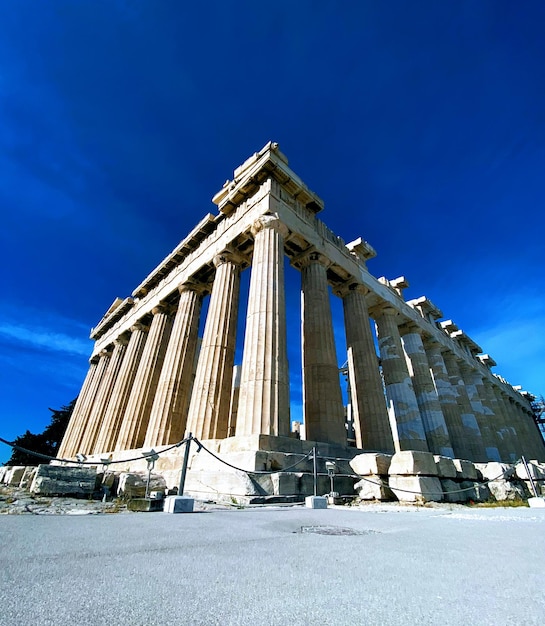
[1,1,544,463]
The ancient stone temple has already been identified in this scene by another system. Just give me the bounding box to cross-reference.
[57,142,545,494]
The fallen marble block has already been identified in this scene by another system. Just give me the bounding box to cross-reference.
[350,453,392,476]
[474,462,514,482]
[452,459,477,480]
[388,451,438,477]
[30,465,97,496]
[7,466,26,486]
[117,472,167,499]
[389,476,443,502]
[354,475,394,501]
[487,479,525,501]
[441,479,466,503]
[434,455,457,479]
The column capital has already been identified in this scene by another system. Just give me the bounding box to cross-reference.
[251,214,289,239]
[130,321,149,333]
[291,248,331,270]
[213,249,246,268]
[178,280,208,296]
[398,321,423,337]
[369,301,399,319]
[333,281,369,299]
[115,333,130,347]
[151,303,171,316]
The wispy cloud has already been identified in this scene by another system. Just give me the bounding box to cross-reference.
[0,322,90,356]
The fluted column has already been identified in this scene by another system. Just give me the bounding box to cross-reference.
[373,305,428,452]
[186,251,242,440]
[460,362,501,461]
[299,252,345,445]
[69,349,112,455]
[481,380,512,462]
[78,338,128,455]
[339,283,393,452]
[93,322,148,453]
[144,283,204,448]
[423,339,468,459]
[500,393,524,460]
[442,352,487,461]
[236,216,290,437]
[401,327,453,456]
[57,358,100,458]
[115,305,173,451]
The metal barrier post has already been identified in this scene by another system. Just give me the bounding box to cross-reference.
[178,433,193,496]
[522,456,539,498]
[313,446,317,496]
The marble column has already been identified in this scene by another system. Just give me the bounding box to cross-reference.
[78,338,128,455]
[57,357,100,459]
[93,322,149,454]
[423,339,469,459]
[442,351,487,461]
[300,252,346,445]
[115,305,173,451]
[69,349,112,455]
[236,216,290,437]
[500,393,525,460]
[339,283,393,452]
[401,326,453,457]
[144,284,204,447]
[373,305,428,452]
[459,363,501,462]
[186,251,242,440]
[481,380,513,462]
[467,367,501,462]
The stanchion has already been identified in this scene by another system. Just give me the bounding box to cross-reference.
[164,433,195,514]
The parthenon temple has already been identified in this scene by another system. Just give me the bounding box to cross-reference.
[57,142,545,492]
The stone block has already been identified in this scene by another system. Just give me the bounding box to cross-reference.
[19,467,37,489]
[354,475,394,501]
[388,451,438,477]
[459,480,490,503]
[7,466,26,486]
[0,466,8,484]
[434,455,457,479]
[515,461,545,481]
[305,495,327,509]
[474,462,514,482]
[389,476,443,502]
[452,459,477,480]
[488,480,525,501]
[184,469,267,498]
[164,495,194,513]
[30,465,97,496]
[117,472,167,499]
[350,453,392,476]
[441,479,466,503]
[270,472,298,496]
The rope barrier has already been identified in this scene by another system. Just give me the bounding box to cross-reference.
[194,438,315,474]
[2,433,542,499]
[0,435,190,466]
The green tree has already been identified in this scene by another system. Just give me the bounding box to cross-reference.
[4,399,77,466]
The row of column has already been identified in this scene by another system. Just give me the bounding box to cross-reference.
[58,215,544,463]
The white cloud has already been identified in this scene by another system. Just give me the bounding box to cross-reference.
[0,322,90,356]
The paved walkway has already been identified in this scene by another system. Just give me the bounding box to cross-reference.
[1,503,544,625]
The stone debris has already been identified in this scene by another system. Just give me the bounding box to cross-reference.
[350,453,392,476]
[354,475,394,501]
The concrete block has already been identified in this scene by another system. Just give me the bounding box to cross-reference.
[127,498,164,512]
[388,451,438,476]
[434,455,457,478]
[452,459,477,480]
[164,495,194,513]
[389,476,443,502]
[354,475,394,501]
[305,495,327,509]
[350,453,392,476]
[528,497,545,508]
[30,465,97,496]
